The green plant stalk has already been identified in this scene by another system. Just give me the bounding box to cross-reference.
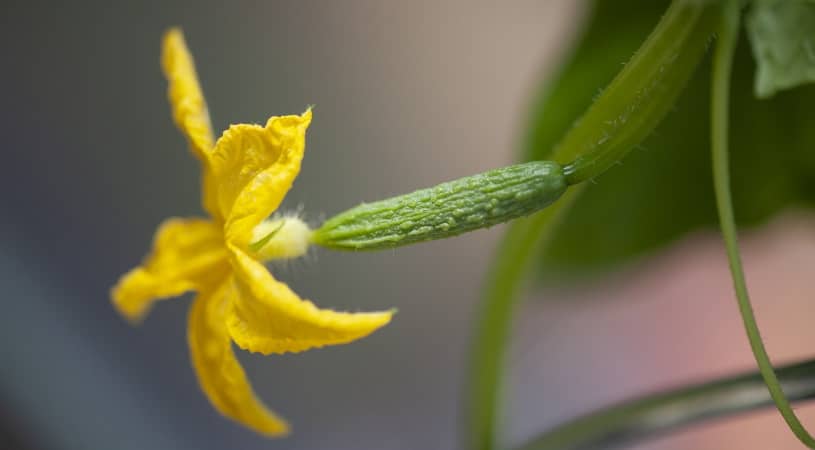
[710,1,815,447]
[465,2,721,450]
[468,189,580,450]
[513,358,815,450]
[560,1,719,184]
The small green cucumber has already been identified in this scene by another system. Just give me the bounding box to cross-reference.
[312,161,567,250]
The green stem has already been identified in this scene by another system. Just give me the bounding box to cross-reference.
[711,1,815,447]
[465,2,720,449]
[560,1,718,185]
[467,190,581,450]
[513,358,815,450]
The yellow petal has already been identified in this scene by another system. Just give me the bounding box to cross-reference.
[226,245,393,354]
[161,28,220,219]
[188,279,290,436]
[210,110,312,249]
[111,218,228,323]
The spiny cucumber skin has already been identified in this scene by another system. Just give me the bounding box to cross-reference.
[313,161,567,250]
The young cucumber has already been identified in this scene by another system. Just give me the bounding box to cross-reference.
[313,161,567,250]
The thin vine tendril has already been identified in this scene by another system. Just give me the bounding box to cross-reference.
[711,1,815,447]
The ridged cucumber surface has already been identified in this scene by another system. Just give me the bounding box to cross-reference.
[313,161,568,250]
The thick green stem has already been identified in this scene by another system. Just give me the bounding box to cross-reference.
[467,190,581,450]
[465,2,720,449]
[711,1,815,447]
[513,358,815,450]
[560,1,719,185]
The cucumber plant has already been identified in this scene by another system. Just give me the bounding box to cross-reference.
[314,0,815,448]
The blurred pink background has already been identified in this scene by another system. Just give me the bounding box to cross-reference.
[513,212,815,449]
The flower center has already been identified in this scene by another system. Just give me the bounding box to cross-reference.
[250,216,312,261]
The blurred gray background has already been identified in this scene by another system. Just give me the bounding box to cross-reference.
[1,1,813,450]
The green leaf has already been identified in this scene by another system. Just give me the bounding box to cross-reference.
[746,0,815,98]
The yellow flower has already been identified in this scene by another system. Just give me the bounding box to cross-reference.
[111,28,393,437]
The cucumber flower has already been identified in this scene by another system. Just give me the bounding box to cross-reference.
[111,28,393,437]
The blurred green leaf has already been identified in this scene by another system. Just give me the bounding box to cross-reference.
[746,0,815,98]
[524,0,815,278]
